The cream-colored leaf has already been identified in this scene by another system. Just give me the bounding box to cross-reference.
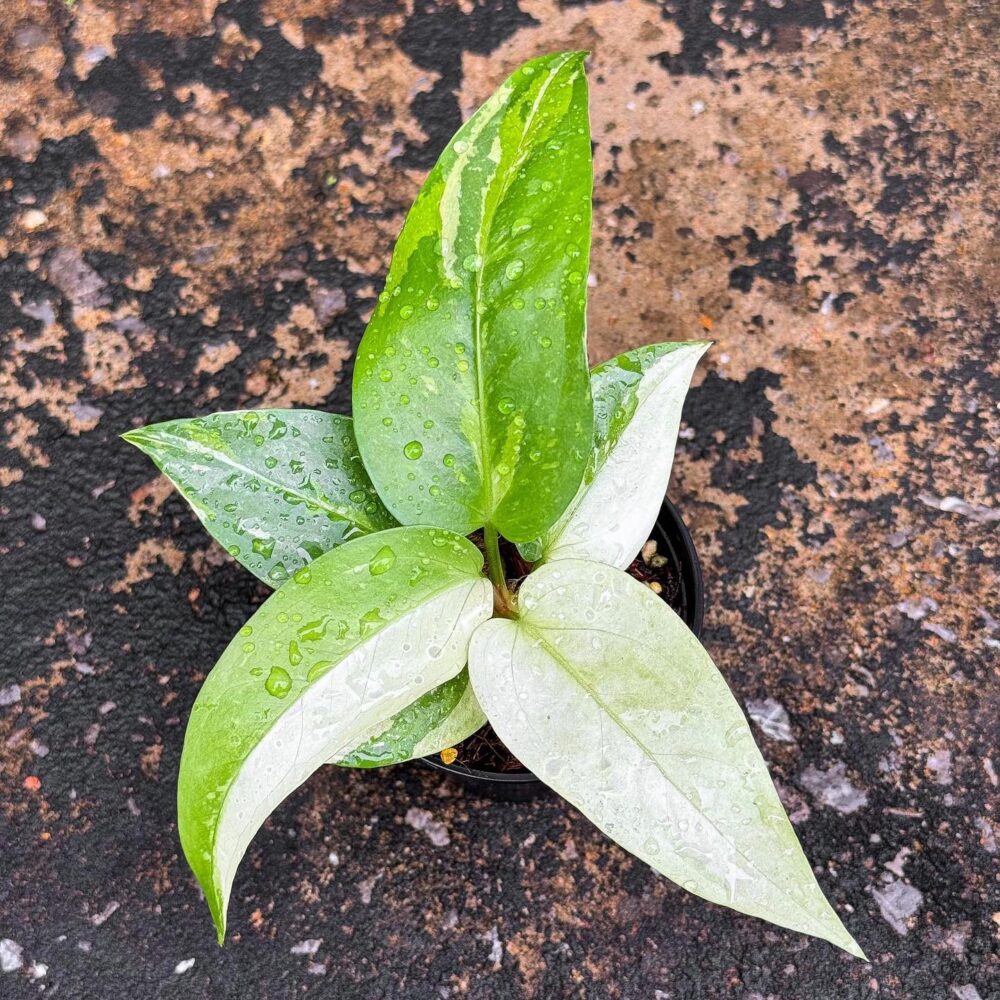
[468,559,864,957]
[533,342,709,568]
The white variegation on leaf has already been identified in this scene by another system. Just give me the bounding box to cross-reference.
[468,559,864,957]
[123,409,395,584]
[178,528,493,942]
[522,342,709,568]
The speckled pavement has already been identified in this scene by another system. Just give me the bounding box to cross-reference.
[1,2,997,997]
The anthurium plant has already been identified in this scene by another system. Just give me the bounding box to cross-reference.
[125,51,864,958]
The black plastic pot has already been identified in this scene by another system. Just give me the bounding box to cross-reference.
[422,497,705,801]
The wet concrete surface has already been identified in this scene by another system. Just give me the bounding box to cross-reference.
[1,1,997,997]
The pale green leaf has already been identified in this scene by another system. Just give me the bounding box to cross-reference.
[468,560,864,957]
[179,527,493,941]
[521,342,709,567]
[353,51,594,542]
[123,409,394,584]
[333,667,486,767]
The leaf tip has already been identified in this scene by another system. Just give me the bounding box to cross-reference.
[121,425,161,454]
[819,914,866,961]
[206,884,228,947]
[842,934,868,962]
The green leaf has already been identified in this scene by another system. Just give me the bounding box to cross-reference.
[123,409,395,584]
[520,341,710,566]
[333,667,486,767]
[178,527,493,942]
[352,51,594,542]
[469,559,865,958]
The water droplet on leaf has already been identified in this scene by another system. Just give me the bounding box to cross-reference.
[264,666,292,698]
[368,545,397,576]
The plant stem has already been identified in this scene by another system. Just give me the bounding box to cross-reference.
[484,523,514,616]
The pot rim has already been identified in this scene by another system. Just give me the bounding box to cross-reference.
[423,495,705,789]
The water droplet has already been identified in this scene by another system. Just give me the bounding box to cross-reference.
[511,217,532,237]
[403,440,423,460]
[426,297,439,312]
[288,640,303,666]
[378,369,392,382]
[293,566,312,585]
[264,666,292,698]
[368,545,397,576]
[567,271,583,285]
[268,564,289,583]
[239,625,253,637]
[454,139,469,154]
[539,335,552,348]
[349,489,366,504]
[264,456,278,469]
[399,394,410,406]
[306,660,333,682]
[399,304,414,319]
[382,417,393,427]
[496,396,515,415]
[511,297,524,310]
[359,607,386,637]
[462,254,483,273]
[427,356,440,368]
[505,258,524,280]
[442,453,455,467]
[429,485,441,497]
[252,536,275,559]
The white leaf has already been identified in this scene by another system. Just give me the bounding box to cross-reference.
[530,342,709,568]
[469,559,864,957]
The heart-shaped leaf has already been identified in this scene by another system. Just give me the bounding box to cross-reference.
[334,666,486,767]
[353,51,594,542]
[123,409,394,584]
[521,342,709,567]
[179,527,493,941]
[468,559,864,957]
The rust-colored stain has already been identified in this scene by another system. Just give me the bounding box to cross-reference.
[0,0,996,996]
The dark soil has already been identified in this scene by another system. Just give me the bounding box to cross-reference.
[439,534,684,774]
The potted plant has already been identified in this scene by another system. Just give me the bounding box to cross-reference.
[125,51,864,959]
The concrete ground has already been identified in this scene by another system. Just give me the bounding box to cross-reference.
[1,1,996,997]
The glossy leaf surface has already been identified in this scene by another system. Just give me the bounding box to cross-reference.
[353,51,594,542]
[521,342,709,567]
[179,527,493,941]
[469,560,864,957]
[124,409,394,584]
[334,667,486,767]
